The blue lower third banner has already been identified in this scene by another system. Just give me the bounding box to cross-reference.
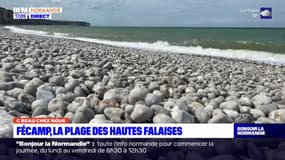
[13,123,285,139]
[13,124,233,139]
[234,124,285,138]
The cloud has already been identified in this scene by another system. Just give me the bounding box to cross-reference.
[52,0,62,4]
[88,0,124,10]
[261,9,271,17]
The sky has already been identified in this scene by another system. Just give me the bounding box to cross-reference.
[1,0,284,27]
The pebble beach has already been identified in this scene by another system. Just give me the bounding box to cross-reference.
[1,27,285,137]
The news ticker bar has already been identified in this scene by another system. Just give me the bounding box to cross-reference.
[13,122,285,139]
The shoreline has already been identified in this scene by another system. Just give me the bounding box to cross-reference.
[4,26,285,65]
[1,27,285,137]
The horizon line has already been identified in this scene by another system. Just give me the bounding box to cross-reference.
[90,25,285,29]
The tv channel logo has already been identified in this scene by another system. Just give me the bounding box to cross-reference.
[13,7,62,20]
[260,8,272,19]
[13,7,28,19]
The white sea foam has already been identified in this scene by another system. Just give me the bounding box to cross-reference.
[4,25,285,65]
[4,26,49,35]
[237,40,249,44]
[53,32,69,36]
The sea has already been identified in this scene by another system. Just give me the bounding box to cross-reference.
[4,25,285,64]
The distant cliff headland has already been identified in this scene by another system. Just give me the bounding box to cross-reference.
[0,7,90,26]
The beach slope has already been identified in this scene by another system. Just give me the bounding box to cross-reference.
[1,27,285,137]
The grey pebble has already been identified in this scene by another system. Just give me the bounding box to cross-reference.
[171,110,195,123]
[255,117,276,123]
[239,97,253,107]
[220,101,239,111]
[49,76,65,86]
[194,107,211,123]
[269,109,285,123]
[255,103,278,115]
[104,88,128,103]
[24,78,43,95]
[18,92,35,104]
[234,113,254,123]
[48,98,65,116]
[208,109,232,123]
[7,88,23,98]
[49,111,63,118]
[64,112,74,122]
[71,111,87,123]
[64,78,80,92]
[252,94,272,106]
[92,82,107,99]
[0,70,13,82]
[36,84,55,102]
[67,97,90,113]
[164,99,177,111]
[239,106,251,113]
[250,109,265,119]
[76,106,95,121]
[124,104,134,115]
[190,102,204,113]
[145,93,162,106]
[223,109,239,120]
[153,113,176,123]
[89,114,112,123]
[32,107,48,117]
[96,99,119,114]
[0,96,28,113]
[0,82,15,91]
[104,107,128,123]
[130,104,153,122]
[151,104,170,115]
[57,92,76,103]
[128,84,147,104]
[0,110,13,138]
[31,99,48,111]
